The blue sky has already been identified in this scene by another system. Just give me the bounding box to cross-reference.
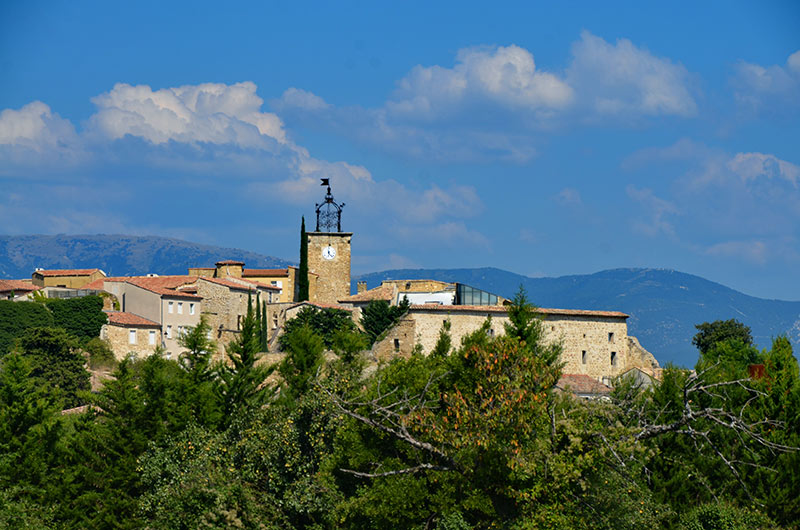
[2,0,799,299]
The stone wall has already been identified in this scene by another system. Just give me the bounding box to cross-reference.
[102,324,160,361]
[195,279,251,360]
[307,232,352,304]
[373,306,658,380]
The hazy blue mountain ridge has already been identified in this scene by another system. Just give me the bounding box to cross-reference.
[354,267,800,367]
[0,234,293,278]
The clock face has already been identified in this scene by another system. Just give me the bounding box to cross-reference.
[322,245,336,260]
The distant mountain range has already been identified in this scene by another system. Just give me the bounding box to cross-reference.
[1,235,797,367]
[0,234,293,278]
[354,268,800,367]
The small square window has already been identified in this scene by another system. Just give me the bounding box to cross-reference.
[611,351,617,366]
[177,302,183,314]
[608,332,614,342]
[393,338,400,351]
[129,329,137,344]
[189,303,195,315]
[581,350,587,364]
[487,328,495,337]
[168,301,174,314]
[149,330,156,345]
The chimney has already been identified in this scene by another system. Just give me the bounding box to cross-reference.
[357,281,367,294]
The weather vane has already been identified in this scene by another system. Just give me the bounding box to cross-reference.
[315,178,345,232]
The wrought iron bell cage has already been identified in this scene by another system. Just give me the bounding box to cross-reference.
[315,180,345,232]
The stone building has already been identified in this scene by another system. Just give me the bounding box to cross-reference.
[340,281,660,382]
[101,311,161,360]
[31,268,106,289]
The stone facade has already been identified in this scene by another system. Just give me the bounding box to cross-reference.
[32,268,105,289]
[307,232,352,304]
[370,305,659,381]
[101,312,161,360]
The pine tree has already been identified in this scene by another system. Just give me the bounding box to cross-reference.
[255,293,262,352]
[298,216,309,301]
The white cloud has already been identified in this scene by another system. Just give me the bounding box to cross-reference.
[705,240,768,265]
[0,101,83,167]
[88,82,287,147]
[554,187,583,206]
[567,31,697,118]
[275,33,698,163]
[732,50,800,114]
[727,152,799,187]
[626,186,679,237]
[387,45,573,120]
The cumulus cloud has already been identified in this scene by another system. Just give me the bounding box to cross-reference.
[732,50,800,114]
[387,45,572,120]
[705,240,768,265]
[727,152,799,187]
[554,187,583,206]
[567,31,697,118]
[0,101,83,167]
[88,81,287,147]
[275,33,698,163]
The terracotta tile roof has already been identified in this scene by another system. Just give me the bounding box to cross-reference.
[0,279,41,293]
[215,260,244,266]
[33,268,103,277]
[556,374,612,396]
[234,277,281,291]
[242,268,289,277]
[288,301,355,312]
[188,267,215,270]
[339,284,395,303]
[199,277,262,292]
[126,276,201,299]
[408,304,628,319]
[104,311,160,327]
[82,276,131,291]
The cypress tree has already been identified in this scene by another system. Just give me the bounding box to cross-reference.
[298,216,309,301]
[261,300,268,351]
[255,293,262,352]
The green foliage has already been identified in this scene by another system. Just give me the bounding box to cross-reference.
[0,300,54,355]
[430,319,452,358]
[360,297,410,345]
[279,324,325,405]
[504,285,561,366]
[44,295,107,344]
[679,502,779,530]
[280,305,359,350]
[85,337,117,370]
[692,319,753,356]
[299,216,309,302]
[261,300,268,352]
[14,327,90,408]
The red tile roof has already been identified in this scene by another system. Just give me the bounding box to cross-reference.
[215,260,244,266]
[339,284,395,303]
[126,276,201,299]
[104,311,160,327]
[0,279,41,293]
[242,268,289,277]
[188,267,215,270]
[556,374,612,396]
[288,301,354,312]
[199,277,261,292]
[408,304,628,318]
[82,276,131,290]
[33,268,102,277]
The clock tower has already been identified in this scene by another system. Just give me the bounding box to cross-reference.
[306,179,352,304]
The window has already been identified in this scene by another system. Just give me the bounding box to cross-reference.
[149,330,156,345]
[487,328,495,337]
[582,350,587,364]
[608,332,615,342]
[610,351,617,366]
[189,303,195,315]
[273,314,278,329]
[237,315,242,330]
[177,302,183,314]
[129,329,137,344]
[393,338,400,351]
[166,325,172,339]
[168,301,174,314]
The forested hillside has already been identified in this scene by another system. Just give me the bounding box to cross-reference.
[0,234,292,278]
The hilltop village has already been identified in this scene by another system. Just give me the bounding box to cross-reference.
[1,183,660,393]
